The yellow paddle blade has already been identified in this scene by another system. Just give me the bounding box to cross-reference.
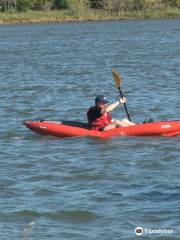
[112,69,121,88]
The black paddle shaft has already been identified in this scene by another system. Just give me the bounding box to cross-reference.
[118,87,131,121]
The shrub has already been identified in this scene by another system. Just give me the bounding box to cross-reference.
[53,0,69,9]
[32,0,54,10]
[17,0,32,12]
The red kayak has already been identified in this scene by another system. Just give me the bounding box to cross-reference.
[24,120,180,138]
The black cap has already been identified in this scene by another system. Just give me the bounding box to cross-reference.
[95,95,109,104]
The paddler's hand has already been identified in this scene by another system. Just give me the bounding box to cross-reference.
[119,97,126,104]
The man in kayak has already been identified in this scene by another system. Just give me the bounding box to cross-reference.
[87,95,135,131]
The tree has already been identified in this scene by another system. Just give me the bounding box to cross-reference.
[0,0,17,11]
[131,0,144,11]
[162,0,179,7]
[16,0,32,11]
[32,0,54,10]
[68,0,89,16]
[90,0,103,8]
[53,0,69,9]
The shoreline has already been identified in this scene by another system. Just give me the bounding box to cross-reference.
[0,9,180,25]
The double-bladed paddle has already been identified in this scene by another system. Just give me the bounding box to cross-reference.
[112,69,131,121]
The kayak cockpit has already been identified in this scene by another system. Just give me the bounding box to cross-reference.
[59,120,89,129]
[26,119,90,129]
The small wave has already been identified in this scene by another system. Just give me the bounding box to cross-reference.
[44,210,98,222]
[63,174,103,181]
[1,131,20,140]
[134,191,180,202]
[16,210,41,218]
[27,174,56,182]
[4,209,98,222]
[34,188,58,196]
[0,210,40,221]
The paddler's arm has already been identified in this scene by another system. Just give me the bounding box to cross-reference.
[105,97,126,113]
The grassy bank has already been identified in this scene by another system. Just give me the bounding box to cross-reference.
[0,8,180,24]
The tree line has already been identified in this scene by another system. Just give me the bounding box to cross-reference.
[0,0,179,12]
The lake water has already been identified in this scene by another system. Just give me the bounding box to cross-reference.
[0,19,180,239]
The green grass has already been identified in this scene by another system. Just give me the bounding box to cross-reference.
[0,8,180,24]
[0,10,78,24]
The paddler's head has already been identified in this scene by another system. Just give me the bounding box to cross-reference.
[95,95,109,107]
